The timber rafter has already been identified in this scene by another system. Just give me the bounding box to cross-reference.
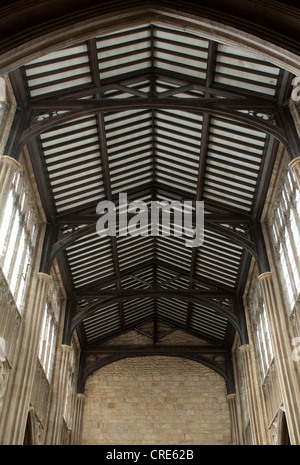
[20,96,290,153]
[7,20,300,394]
[41,205,267,276]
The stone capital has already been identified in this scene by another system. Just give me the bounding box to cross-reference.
[0,155,20,170]
[258,271,273,283]
[289,156,300,171]
[37,272,52,283]
[238,343,251,354]
[61,344,72,353]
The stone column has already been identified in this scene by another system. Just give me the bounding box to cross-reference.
[290,100,300,135]
[289,157,300,190]
[238,344,268,444]
[0,272,51,444]
[258,272,300,444]
[71,394,85,445]
[227,393,242,445]
[0,155,20,223]
[289,96,300,189]
[47,344,72,445]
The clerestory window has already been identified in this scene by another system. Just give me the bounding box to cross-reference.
[38,278,62,380]
[0,171,37,310]
[0,77,8,137]
[249,280,274,380]
[272,168,300,312]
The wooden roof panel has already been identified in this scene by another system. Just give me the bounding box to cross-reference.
[97,26,152,80]
[24,43,92,97]
[215,43,280,96]
[13,22,292,347]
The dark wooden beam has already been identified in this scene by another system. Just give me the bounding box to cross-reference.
[6,68,32,160]
[20,97,287,153]
[277,105,300,160]
[249,221,270,275]
[39,223,59,274]
[88,37,126,332]
[44,213,256,275]
[28,96,277,112]
[235,250,252,297]
[252,135,279,221]
[79,348,229,394]
[56,209,252,225]
[62,297,76,345]
[85,344,226,354]
[70,291,240,340]
[25,66,274,103]
[205,220,259,266]
[72,259,227,297]
[235,297,249,347]
[28,69,152,102]
[4,107,31,160]
[225,352,236,395]
[75,260,155,293]
[26,138,57,223]
[96,111,126,330]
[186,40,218,330]
[76,288,235,298]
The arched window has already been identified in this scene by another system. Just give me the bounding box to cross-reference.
[272,168,300,312]
[0,77,8,136]
[0,170,37,311]
[248,278,274,380]
[38,277,63,380]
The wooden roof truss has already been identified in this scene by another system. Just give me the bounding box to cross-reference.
[7,24,299,393]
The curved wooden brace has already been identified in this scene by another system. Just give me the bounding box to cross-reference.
[46,223,95,274]
[79,352,229,394]
[44,217,266,276]
[70,293,241,340]
[20,97,290,155]
[205,220,260,265]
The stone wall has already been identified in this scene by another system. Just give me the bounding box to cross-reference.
[81,329,231,445]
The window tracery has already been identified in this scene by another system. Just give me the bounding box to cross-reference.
[248,278,274,380]
[0,168,38,311]
[38,278,62,380]
[271,168,300,313]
